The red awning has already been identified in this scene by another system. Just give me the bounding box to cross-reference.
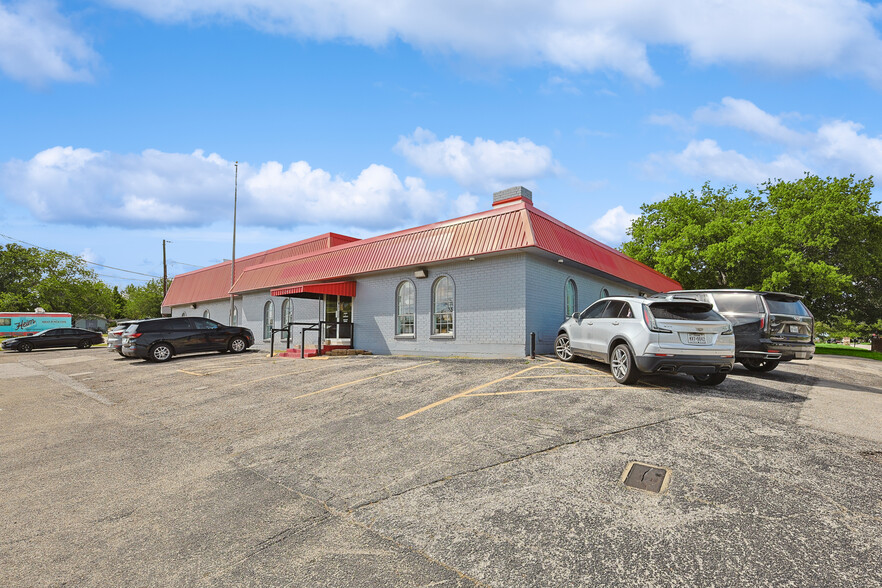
[271,281,356,298]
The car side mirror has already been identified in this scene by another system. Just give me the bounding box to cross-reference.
[572,312,580,320]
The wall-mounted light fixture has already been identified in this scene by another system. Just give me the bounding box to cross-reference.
[191,303,197,309]
[414,268,428,279]
[557,258,564,264]
[468,257,476,261]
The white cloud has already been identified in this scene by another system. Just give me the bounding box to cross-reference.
[0,147,445,230]
[694,97,804,144]
[451,192,480,217]
[651,139,808,185]
[646,98,882,184]
[0,1,98,85]
[99,0,882,85]
[589,205,638,244]
[395,127,559,191]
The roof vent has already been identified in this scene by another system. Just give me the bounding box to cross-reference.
[492,186,532,207]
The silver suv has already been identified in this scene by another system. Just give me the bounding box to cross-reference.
[554,296,735,385]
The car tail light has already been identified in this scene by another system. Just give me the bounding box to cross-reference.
[642,305,672,333]
[129,332,143,339]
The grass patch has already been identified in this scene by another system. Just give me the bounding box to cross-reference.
[815,343,882,361]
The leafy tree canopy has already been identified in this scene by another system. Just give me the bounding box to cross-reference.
[621,174,882,323]
[0,243,118,318]
[122,278,166,319]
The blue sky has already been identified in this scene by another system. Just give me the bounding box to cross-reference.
[2,0,882,288]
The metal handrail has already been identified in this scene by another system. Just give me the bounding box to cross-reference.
[269,321,354,358]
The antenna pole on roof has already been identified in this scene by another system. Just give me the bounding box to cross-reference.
[229,161,238,325]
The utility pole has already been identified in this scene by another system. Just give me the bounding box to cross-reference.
[162,239,168,298]
[229,161,238,325]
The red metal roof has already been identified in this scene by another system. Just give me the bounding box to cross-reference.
[231,206,533,293]
[161,233,359,306]
[227,201,680,295]
[527,207,680,293]
[271,281,357,298]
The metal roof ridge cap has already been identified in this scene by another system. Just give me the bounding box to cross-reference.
[521,204,538,247]
[526,206,677,283]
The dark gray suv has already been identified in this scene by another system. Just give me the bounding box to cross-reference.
[656,290,814,372]
[121,317,254,362]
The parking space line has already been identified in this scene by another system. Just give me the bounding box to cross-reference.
[469,384,667,397]
[292,361,439,401]
[510,374,610,379]
[397,363,548,420]
[468,386,623,396]
[230,364,336,388]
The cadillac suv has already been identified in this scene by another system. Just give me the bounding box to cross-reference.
[554,296,735,385]
[655,290,814,372]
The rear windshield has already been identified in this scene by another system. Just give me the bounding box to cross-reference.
[649,302,725,322]
[765,298,810,316]
[712,293,761,313]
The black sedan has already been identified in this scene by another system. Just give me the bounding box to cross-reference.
[2,328,104,352]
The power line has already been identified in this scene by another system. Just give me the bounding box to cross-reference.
[169,259,202,268]
[0,233,162,279]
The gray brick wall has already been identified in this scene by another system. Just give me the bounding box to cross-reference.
[170,252,649,357]
[525,256,641,354]
[354,254,527,357]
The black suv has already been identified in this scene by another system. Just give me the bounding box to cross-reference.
[656,290,814,372]
[121,317,254,362]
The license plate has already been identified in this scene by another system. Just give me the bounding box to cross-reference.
[789,325,800,333]
[795,352,807,359]
[687,333,707,344]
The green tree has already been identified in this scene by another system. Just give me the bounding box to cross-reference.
[123,279,166,319]
[0,243,116,316]
[622,175,882,324]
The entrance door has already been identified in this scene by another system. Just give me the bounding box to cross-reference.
[324,295,353,339]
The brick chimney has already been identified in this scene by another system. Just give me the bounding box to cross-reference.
[492,186,533,207]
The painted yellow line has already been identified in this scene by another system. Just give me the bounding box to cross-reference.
[468,387,623,396]
[510,374,610,379]
[230,364,335,387]
[397,363,548,420]
[293,361,439,401]
[177,369,206,376]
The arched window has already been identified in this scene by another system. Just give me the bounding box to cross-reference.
[396,281,415,336]
[565,279,577,317]
[231,306,239,326]
[203,310,210,319]
[600,288,610,299]
[180,311,187,317]
[281,298,293,328]
[432,276,454,335]
[263,300,274,340]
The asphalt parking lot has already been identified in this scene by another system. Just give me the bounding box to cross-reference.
[1,348,881,587]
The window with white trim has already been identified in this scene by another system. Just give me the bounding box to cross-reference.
[282,298,293,328]
[263,300,274,340]
[432,276,454,335]
[396,281,415,336]
[565,279,577,317]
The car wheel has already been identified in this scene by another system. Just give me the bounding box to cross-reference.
[742,358,779,372]
[229,337,247,353]
[18,342,33,352]
[77,339,92,349]
[693,373,727,386]
[117,350,126,357]
[610,344,640,385]
[149,343,173,362]
[554,333,575,362]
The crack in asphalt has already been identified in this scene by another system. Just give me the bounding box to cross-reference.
[350,409,710,512]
